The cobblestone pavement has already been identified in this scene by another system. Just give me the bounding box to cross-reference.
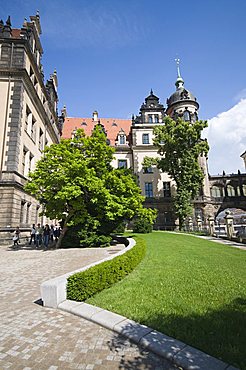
[0,243,176,370]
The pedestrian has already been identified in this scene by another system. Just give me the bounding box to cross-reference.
[43,224,50,249]
[13,226,20,248]
[50,225,54,243]
[29,224,36,245]
[54,224,61,242]
[36,223,43,248]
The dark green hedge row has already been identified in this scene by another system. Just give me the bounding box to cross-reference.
[67,238,145,301]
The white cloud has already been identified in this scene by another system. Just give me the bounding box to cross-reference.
[203,99,246,175]
[234,88,246,102]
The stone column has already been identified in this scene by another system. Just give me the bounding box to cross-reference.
[224,211,234,239]
[208,215,215,236]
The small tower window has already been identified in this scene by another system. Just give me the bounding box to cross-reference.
[148,115,153,123]
[183,110,190,121]
[154,115,159,123]
[142,134,150,144]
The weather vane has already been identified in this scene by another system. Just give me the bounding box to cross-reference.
[175,57,181,78]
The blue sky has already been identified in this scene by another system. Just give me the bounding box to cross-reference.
[2,0,246,174]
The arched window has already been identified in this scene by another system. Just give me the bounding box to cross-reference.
[211,185,224,198]
[183,110,190,121]
[154,115,159,123]
[243,184,246,196]
[148,115,153,123]
[227,185,235,196]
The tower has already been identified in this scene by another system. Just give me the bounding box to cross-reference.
[166,59,199,122]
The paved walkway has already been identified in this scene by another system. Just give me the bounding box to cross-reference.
[0,243,176,370]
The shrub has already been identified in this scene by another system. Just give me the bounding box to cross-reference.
[61,225,112,248]
[67,238,146,301]
[133,216,153,233]
[78,228,112,248]
[112,221,126,234]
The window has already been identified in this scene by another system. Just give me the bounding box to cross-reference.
[20,200,26,224]
[25,105,31,132]
[154,115,159,123]
[119,135,126,145]
[29,153,33,174]
[145,182,153,197]
[142,133,149,144]
[243,184,246,196]
[22,148,28,175]
[39,129,44,151]
[148,115,153,123]
[211,185,224,198]
[26,203,31,224]
[227,185,235,197]
[118,159,127,169]
[163,182,171,197]
[183,110,190,121]
[144,166,153,174]
[31,117,36,141]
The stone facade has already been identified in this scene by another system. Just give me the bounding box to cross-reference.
[0,13,63,233]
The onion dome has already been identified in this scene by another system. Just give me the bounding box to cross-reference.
[166,59,198,110]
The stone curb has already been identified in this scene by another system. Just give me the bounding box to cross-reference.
[58,299,239,370]
[40,237,136,308]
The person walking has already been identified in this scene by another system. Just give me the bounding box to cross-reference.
[43,224,50,249]
[36,223,43,248]
[54,224,61,243]
[13,226,20,248]
[50,225,54,244]
[29,224,36,245]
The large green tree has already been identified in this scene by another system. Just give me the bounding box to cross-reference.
[143,116,209,230]
[25,125,156,247]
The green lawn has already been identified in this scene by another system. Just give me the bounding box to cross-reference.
[86,232,246,369]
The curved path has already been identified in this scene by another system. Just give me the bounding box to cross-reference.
[0,243,176,369]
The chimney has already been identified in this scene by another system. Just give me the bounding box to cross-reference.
[92,110,99,124]
[61,105,67,118]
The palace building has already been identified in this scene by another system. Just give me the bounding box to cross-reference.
[0,13,64,233]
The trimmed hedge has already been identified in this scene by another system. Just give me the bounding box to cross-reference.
[67,238,146,301]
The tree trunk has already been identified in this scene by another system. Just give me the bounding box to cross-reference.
[55,225,68,249]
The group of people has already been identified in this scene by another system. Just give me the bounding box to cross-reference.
[29,223,61,248]
[12,223,62,249]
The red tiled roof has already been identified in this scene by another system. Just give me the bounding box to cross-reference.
[62,117,132,146]
[11,29,21,38]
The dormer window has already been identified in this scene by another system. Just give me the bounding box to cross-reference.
[154,115,159,123]
[183,110,190,122]
[119,135,126,145]
[117,129,127,146]
[148,115,153,123]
